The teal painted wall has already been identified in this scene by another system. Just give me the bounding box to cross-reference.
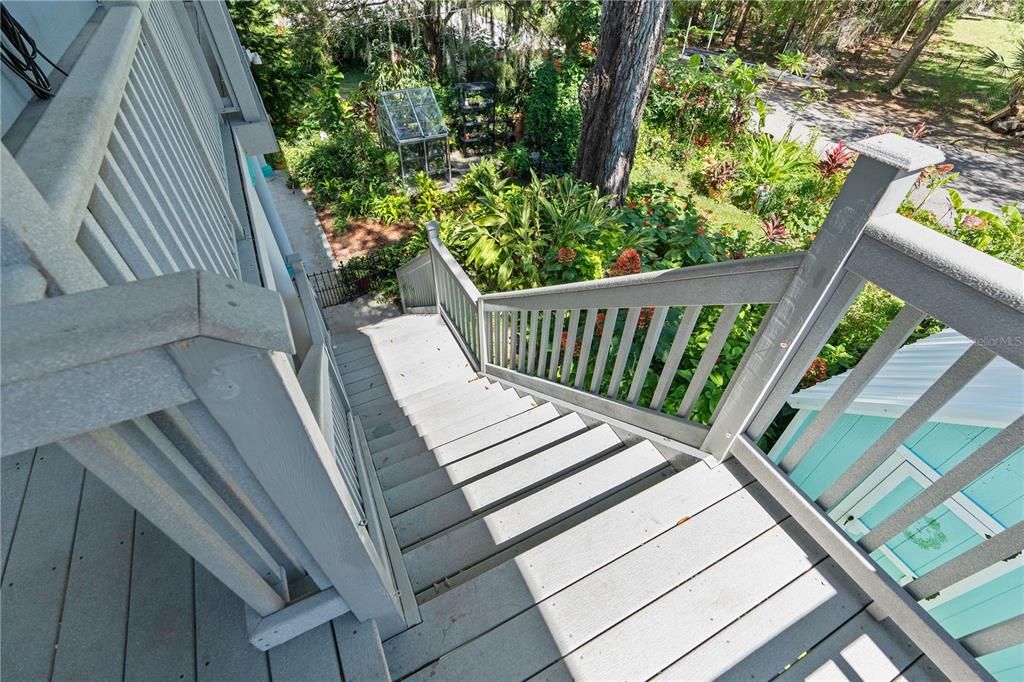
[770,413,1024,680]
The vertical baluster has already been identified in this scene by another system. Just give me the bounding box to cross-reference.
[606,307,642,400]
[626,307,668,404]
[527,310,540,374]
[650,306,703,412]
[590,308,619,394]
[507,310,518,369]
[536,310,551,377]
[517,310,527,373]
[497,311,507,368]
[560,309,581,385]
[677,305,741,418]
[575,308,599,390]
[547,309,566,381]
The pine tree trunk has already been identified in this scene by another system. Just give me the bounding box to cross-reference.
[732,1,753,48]
[892,0,923,45]
[885,0,963,92]
[574,0,671,203]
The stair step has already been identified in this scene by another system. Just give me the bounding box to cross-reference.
[332,612,390,682]
[381,460,751,679]
[377,404,564,491]
[401,441,668,593]
[392,425,622,547]
[372,396,538,469]
[383,408,579,513]
[342,371,387,396]
[366,387,518,453]
[355,377,491,418]
[358,379,495,430]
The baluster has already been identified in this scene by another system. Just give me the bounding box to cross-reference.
[536,310,551,378]
[606,307,642,400]
[560,309,581,385]
[497,311,507,368]
[818,343,995,509]
[626,307,668,404]
[508,310,519,369]
[677,305,740,418]
[547,309,566,381]
[590,308,619,394]
[517,309,527,373]
[574,308,599,390]
[650,305,702,411]
[527,309,540,374]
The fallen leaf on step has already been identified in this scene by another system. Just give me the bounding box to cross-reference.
[675,516,691,526]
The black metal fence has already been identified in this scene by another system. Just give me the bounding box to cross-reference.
[307,247,410,308]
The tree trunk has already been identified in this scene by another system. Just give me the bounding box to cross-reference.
[892,0,923,46]
[732,1,753,48]
[885,0,963,92]
[574,0,671,203]
[420,0,445,75]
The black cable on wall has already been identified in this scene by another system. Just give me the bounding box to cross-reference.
[1,4,68,99]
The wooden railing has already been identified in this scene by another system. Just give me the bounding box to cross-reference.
[1,0,405,651]
[416,133,1023,680]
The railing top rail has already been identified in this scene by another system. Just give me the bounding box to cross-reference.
[862,214,1024,314]
[2,270,294,386]
[427,221,482,301]
[481,252,805,308]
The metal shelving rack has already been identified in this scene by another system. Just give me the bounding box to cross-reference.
[455,81,495,156]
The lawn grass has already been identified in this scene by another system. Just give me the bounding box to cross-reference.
[899,15,1023,118]
[631,155,764,237]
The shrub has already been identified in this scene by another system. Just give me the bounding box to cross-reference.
[522,60,586,174]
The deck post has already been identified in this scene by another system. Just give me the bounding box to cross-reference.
[702,134,945,462]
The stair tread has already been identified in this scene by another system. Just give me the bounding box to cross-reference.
[372,396,538,469]
[401,441,668,593]
[365,387,517,452]
[392,425,622,547]
[382,461,753,678]
[357,379,496,428]
[383,408,579,513]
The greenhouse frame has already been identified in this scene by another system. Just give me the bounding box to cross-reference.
[376,86,451,183]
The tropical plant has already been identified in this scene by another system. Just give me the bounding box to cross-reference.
[816,140,857,179]
[768,50,808,94]
[979,39,1024,109]
[734,133,815,208]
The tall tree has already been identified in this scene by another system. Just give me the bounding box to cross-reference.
[574,0,671,202]
[885,0,964,93]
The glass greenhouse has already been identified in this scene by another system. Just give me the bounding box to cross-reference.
[377,87,451,182]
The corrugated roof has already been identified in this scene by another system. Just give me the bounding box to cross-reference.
[788,328,1024,429]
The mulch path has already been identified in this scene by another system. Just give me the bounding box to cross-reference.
[302,187,417,262]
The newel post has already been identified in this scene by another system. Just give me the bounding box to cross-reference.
[702,133,946,461]
[426,220,443,313]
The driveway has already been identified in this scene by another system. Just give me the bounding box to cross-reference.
[761,87,1023,215]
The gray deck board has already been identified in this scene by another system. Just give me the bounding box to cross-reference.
[776,610,923,681]
[52,474,136,681]
[0,445,85,681]
[653,558,869,681]
[267,624,341,681]
[405,484,789,682]
[528,518,827,682]
[402,442,667,593]
[124,516,197,682]
[0,449,34,574]
[382,462,751,679]
[333,613,390,682]
[391,425,622,547]
[382,406,572,513]
[195,564,270,682]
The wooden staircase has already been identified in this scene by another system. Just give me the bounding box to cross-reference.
[331,315,940,682]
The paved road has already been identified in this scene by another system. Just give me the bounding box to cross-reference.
[762,89,1023,215]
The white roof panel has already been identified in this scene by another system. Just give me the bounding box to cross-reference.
[788,328,1024,428]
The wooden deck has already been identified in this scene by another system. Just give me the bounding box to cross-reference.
[1,314,945,681]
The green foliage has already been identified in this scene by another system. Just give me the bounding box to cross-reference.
[552,0,601,62]
[902,193,1024,269]
[621,182,721,269]
[522,60,586,174]
[646,52,765,148]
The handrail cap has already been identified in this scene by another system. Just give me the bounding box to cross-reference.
[850,133,945,173]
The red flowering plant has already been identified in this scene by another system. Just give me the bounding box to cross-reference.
[619,181,722,269]
[816,140,857,180]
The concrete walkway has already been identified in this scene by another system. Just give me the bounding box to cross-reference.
[266,170,336,273]
[762,88,1023,215]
